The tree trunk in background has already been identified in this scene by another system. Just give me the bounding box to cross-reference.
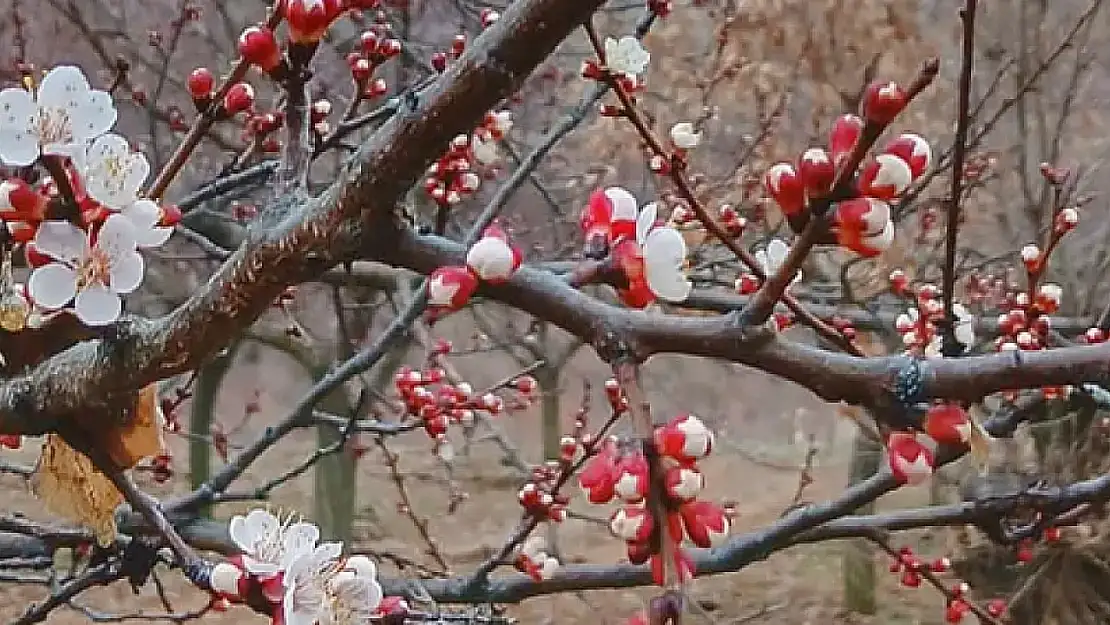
[313,364,357,544]
[189,344,238,518]
[536,358,562,557]
[842,431,880,614]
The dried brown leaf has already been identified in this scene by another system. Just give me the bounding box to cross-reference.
[32,434,122,547]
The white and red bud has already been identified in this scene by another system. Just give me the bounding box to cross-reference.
[883,133,932,178]
[614,453,650,503]
[862,80,908,125]
[654,414,714,462]
[610,505,653,542]
[858,153,913,200]
[886,432,935,485]
[797,147,835,197]
[222,83,255,115]
[664,465,704,502]
[187,67,215,100]
[427,265,478,311]
[679,500,730,548]
[284,0,343,44]
[923,402,972,446]
[465,232,522,283]
[763,162,806,217]
[238,26,282,72]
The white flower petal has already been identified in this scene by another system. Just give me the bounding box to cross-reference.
[767,238,789,265]
[27,263,77,309]
[84,134,147,209]
[73,89,118,143]
[120,198,159,229]
[646,265,692,302]
[242,509,279,545]
[34,220,87,263]
[636,202,658,245]
[135,226,172,248]
[73,284,122,326]
[0,88,39,166]
[280,522,321,568]
[109,251,144,294]
[37,66,93,111]
[643,226,687,267]
[344,555,376,579]
[97,214,138,260]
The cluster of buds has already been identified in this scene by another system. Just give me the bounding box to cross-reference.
[241,111,284,153]
[515,535,560,581]
[893,281,976,357]
[517,465,570,523]
[886,545,1007,623]
[392,360,534,457]
[346,25,401,96]
[762,80,931,257]
[580,414,730,585]
[427,222,522,312]
[423,111,512,207]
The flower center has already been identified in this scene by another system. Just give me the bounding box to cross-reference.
[37,107,74,146]
[77,248,111,290]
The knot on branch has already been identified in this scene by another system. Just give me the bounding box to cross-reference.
[593,329,636,365]
[892,357,928,407]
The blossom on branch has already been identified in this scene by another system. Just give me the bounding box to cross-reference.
[604,36,650,78]
[27,215,144,326]
[0,65,116,167]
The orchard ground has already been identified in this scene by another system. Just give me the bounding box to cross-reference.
[0,314,966,625]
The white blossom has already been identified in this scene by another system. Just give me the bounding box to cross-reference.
[0,65,117,167]
[669,122,701,149]
[604,36,650,78]
[82,133,149,210]
[755,239,802,286]
[283,546,383,625]
[227,509,321,577]
[121,199,173,248]
[636,202,691,302]
[27,215,143,326]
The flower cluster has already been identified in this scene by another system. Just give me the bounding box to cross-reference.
[209,508,409,624]
[886,544,1008,623]
[515,535,561,582]
[893,281,976,358]
[392,357,535,459]
[582,36,651,92]
[0,66,178,327]
[734,238,801,295]
[579,187,691,307]
[427,222,522,313]
[762,84,932,258]
[345,24,402,98]
[423,111,513,208]
[885,402,989,485]
[580,413,729,585]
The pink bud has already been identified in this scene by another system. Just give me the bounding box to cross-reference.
[924,403,973,446]
[238,26,281,72]
[829,114,863,168]
[579,440,621,504]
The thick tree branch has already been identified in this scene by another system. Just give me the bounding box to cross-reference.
[0,0,610,437]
